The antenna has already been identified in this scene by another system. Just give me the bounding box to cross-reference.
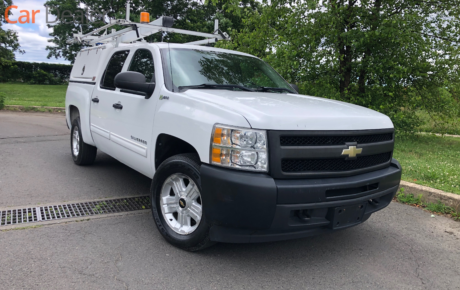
[125,0,130,22]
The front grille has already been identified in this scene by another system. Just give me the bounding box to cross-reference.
[280,133,393,146]
[268,129,395,179]
[282,152,392,173]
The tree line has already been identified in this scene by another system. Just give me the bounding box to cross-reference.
[1,0,459,132]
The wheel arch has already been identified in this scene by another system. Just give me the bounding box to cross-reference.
[155,134,200,169]
[69,105,80,123]
[65,83,96,146]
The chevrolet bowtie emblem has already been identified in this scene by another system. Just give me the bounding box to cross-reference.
[342,146,363,158]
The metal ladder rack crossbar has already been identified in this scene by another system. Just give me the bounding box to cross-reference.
[69,17,229,47]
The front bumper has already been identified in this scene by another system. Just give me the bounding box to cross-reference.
[201,159,402,243]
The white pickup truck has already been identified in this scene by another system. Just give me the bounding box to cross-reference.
[66,40,402,251]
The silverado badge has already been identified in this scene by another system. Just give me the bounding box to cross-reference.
[342,146,363,158]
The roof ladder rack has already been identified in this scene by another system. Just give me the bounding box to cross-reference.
[69,4,230,47]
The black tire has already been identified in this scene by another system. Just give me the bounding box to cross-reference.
[70,117,97,165]
[151,153,215,251]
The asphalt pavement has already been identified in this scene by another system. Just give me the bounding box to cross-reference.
[0,111,151,207]
[0,111,459,290]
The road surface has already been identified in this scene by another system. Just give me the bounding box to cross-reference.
[0,111,459,289]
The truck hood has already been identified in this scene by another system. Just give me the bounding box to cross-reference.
[182,90,393,130]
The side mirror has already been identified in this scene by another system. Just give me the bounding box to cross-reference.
[114,71,155,99]
[290,83,299,94]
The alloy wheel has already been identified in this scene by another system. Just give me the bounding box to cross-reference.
[160,173,202,235]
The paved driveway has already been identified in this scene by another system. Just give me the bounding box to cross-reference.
[0,111,459,290]
[0,111,151,207]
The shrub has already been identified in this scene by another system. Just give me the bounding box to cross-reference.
[0,61,71,84]
[29,70,59,85]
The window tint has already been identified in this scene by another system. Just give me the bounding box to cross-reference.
[101,50,130,90]
[128,49,155,82]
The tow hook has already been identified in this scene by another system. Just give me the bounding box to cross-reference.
[369,199,380,206]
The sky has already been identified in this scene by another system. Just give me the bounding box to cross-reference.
[4,0,70,64]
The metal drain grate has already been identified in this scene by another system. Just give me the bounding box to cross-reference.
[0,196,151,226]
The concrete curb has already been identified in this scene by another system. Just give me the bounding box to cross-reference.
[3,105,65,114]
[399,180,460,211]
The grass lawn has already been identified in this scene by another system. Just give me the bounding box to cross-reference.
[394,134,460,195]
[0,83,67,107]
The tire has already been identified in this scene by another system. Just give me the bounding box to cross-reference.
[70,117,97,165]
[151,153,215,251]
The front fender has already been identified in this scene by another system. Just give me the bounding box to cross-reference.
[151,89,251,170]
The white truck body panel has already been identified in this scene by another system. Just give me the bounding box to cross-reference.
[66,42,394,178]
[181,90,393,131]
[152,86,251,166]
[65,83,96,146]
[66,44,113,146]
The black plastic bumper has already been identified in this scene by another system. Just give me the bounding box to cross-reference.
[200,159,402,243]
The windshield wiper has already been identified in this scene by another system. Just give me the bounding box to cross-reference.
[178,84,254,92]
[255,87,295,94]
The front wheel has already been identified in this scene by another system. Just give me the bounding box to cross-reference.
[151,154,214,251]
[70,118,97,165]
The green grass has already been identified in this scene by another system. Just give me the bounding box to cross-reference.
[394,134,460,195]
[396,189,424,205]
[395,189,460,221]
[0,83,67,107]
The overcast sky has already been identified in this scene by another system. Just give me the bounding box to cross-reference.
[5,0,70,64]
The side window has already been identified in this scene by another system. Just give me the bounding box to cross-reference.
[101,50,130,90]
[128,49,155,82]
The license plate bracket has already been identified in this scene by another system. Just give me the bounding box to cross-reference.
[330,203,366,229]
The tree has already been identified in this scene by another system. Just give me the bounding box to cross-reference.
[218,0,460,131]
[0,0,24,66]
[45,0,259,63]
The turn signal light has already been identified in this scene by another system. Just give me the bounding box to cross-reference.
[212,127,231,146]
[212,148,221,163]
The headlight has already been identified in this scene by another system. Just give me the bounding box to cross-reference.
[210,124,268,172]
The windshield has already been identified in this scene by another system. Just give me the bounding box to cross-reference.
[161,48,293,92]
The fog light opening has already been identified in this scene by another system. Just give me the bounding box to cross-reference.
[296,209,311,222]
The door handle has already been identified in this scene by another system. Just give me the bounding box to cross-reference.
[92,97,99,103]
[113,103,123,110]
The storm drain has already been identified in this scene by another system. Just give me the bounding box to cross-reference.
[0,196,151,226]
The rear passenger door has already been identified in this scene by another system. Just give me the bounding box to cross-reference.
[90,49,130,158]
[105,48,160,177]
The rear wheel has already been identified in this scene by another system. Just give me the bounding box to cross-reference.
[151,154,214,251]
[70,118,97,165]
